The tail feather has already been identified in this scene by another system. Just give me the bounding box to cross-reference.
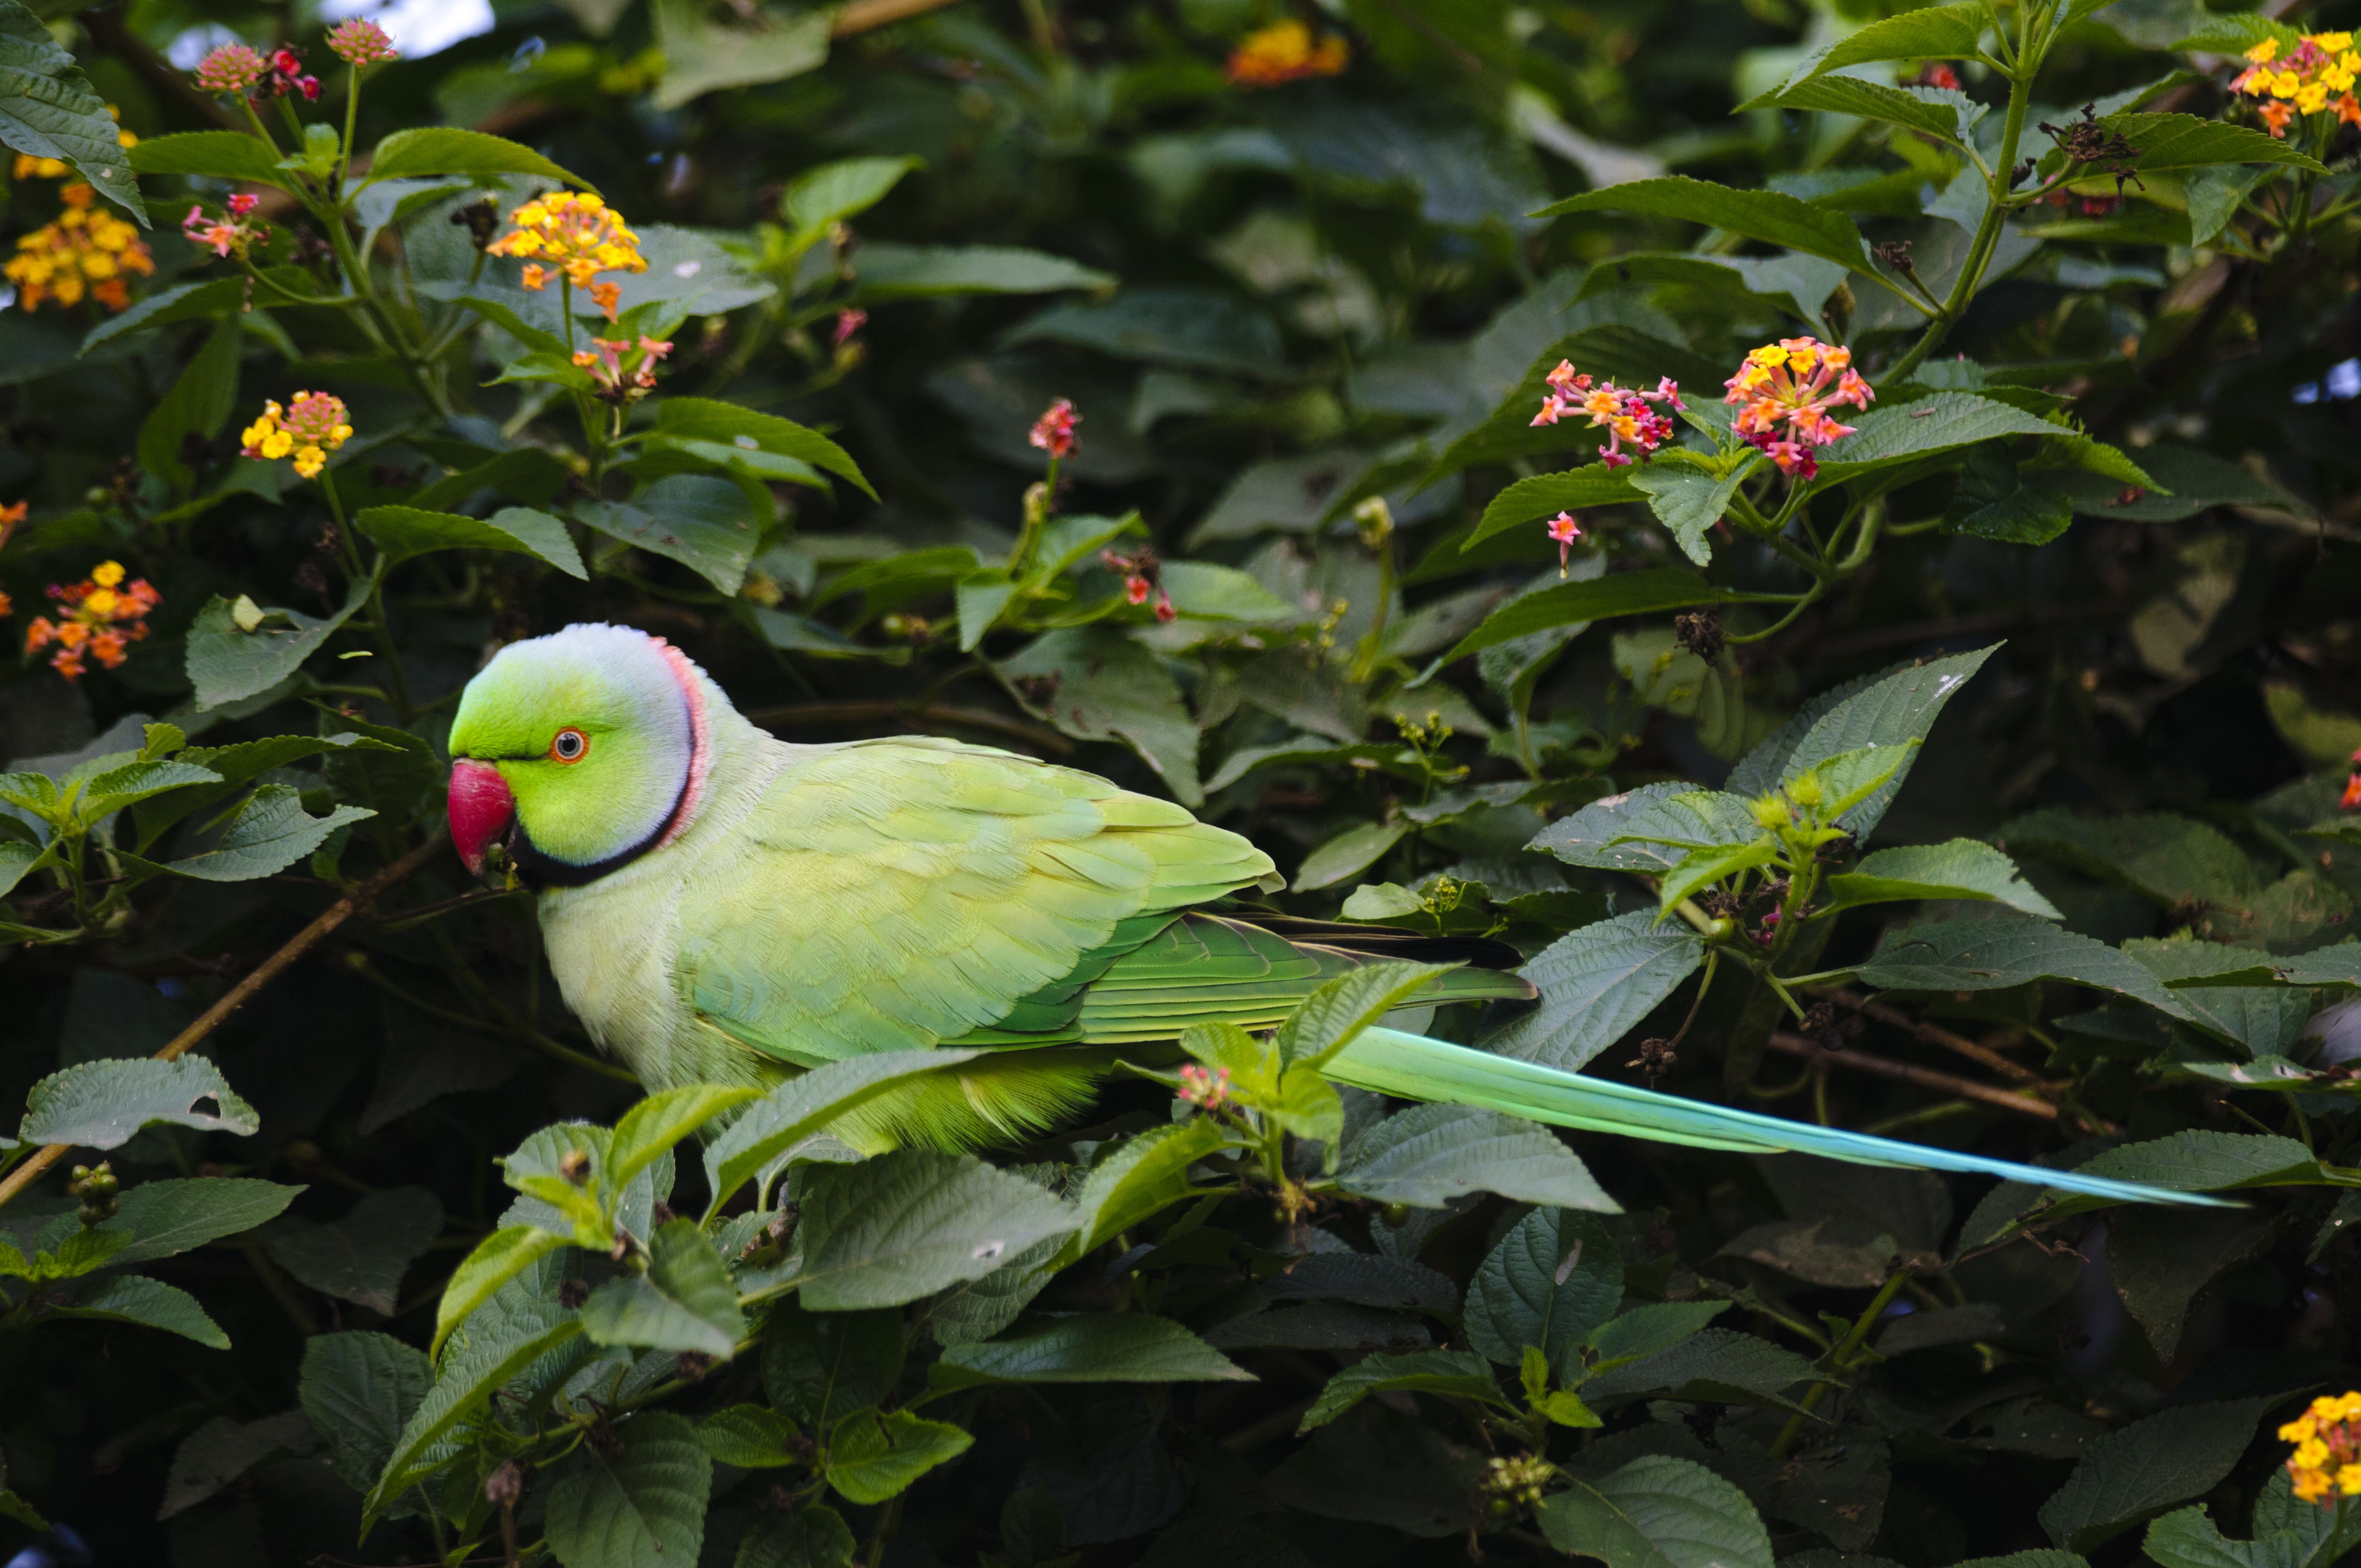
[1326,1026,2233,1209]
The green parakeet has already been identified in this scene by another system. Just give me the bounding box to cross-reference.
[442,623,2216,1206]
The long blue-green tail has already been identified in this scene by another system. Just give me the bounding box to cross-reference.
[1326,1026,2232,1208]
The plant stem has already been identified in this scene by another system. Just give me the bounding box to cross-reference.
[1769,1265,1912,1458]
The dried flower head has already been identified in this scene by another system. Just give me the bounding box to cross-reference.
[326,18,399,68]
[194,42,268,96]
[1722,337,1874,481]
[241,392,353,479]
[1227,20,1350,87]
[486,192,647,321]
[23,560,160,680]
[1531,362,1681,469]
[1029,397,1079,461]
[6,183,154,312]
[571,334,673,402]
[2281,1392,2361,1502]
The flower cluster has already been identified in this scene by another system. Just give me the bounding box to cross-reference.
[1177,1063,1231,1111]
[194,42,266,96]
[1723,337,1874,480]
[241,392,353,479]
[572,334,673,402]
[1029,397,1079,461]
[259,45,321,101]
[1546,512,1583,577]
[2230,33,2360,136]
[2281,1392,2361,1502]
[326,18,399,68]
[1530,362,1682,468]
[1099,547,1176,622]
[182,193,268,260]
[1226,20,1349,87]
[486,192,647,320]
[2340,746,2361,811]
[1910,61,1962,90]
[0,499,22,617]
[6,183,155,312]
[22,561,160,680]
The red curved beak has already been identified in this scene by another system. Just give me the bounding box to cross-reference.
[448,759,516,875]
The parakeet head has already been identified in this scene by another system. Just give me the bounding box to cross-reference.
[445,623,713,885]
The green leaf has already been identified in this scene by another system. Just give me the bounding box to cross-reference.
[263,1186,442,1315]
[824,1409,973,1505]
[1533,178,1873,274]
[544,1411,712,1568]
[581,1217,746,1358]
[1733,645,1996,835]
[650,0,832,110]
[697,1404,801,1468]
[1462,465,1648,551]
[2072,1131,2321,1194]
[1297,1349,1510,1432]
[353,504,587,579]
[372,1283,581,1512]
[1278,960,1453,1071]
[1821,840,2063,918]
[1464,1208,1623,1369]
[163,785,375,882]
[1539,1455,1776,1568]
[1944,444,2076,545]
[1067,1117,1233,1259]
[762,1302,906,1427]
[701,1050,985,1216]
[1005,288,1287,379]
[936,1314,1252,1385]
[1531,785,1761,875]
[2037,1398,2276,1551]
[654,399,874,499]
[1626,462,1749,567]
[793,1150,1076,1311]
[53,1274,227,1348]
[995,628,1203,804]
[851,242,1116,299]
[1782,3,1988,84]
[18,1055,259,1149]
[0,11,146,220]
[2107,1206,2275,1361]
[577,474,765,594]
[0,839,39,898]
[1291,821,1408,893]
[433,1225,568,1356]
[362,127,593,190]
[609,1084,759,1205]
[1339,1101,1616,1211]
[1443,568,1785,663]
[1583,1302,1731,1370]
[1658,838,1782,911]
[781,155,921,243]
[1158,561,1298,622]
[737,1506,858,1568]
[73,758,224,825]
[2098,113,2326,175]
[1798,741,1921,819]
[299,1331,431,1499]
[1482,913,1704,1072]
[185,579,371,710]
[1859,916,2205,1022]
[1583,1328,1821,1406]
[99,1176,300,1266]
[2143,1501,2320,1568]
[137,314,240,496]
[127,128,285,185]
[1748,77,1979,143]
[1813,394,2061,480]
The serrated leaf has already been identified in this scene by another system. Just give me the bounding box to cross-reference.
[1445,569,1785,663]
[1583,1328,1821,1406]
[164,785,375,882]
[1068,1118,1232,1259]
[18,1056,259,1149]
[1531,784,1763,875]
[1540,1455,1776,1568]
[608,1084,758,1205]
[353,504,587,579]
[794,1150,1076,1311]
[371,1282,580,1512]
[576,474,764,594]
[100,1177,301,1266]
[1278,960,1453,1071]
[1583,1302,1731,1369]
[1291,820,1408,892]
[1822,840,2063,918]
[825,1409,973,1505]
[53,1274,227,1348]
[655,399,874,499]
[701,1050,983,1216]
[1750,77,1981,143]
[363,127,593,190]
[581,1217,746,1358]
[1738,646,1996,835]
[1339,1101,1617,1211]
[0,12,148,220]
[696,1404,800,1468]
[1858,917,2198,1023]
[2098,113,2326,174]
[1783,3,1988,84]
[1465,1208,1623,1369]
[1534,178,1873,275]
[1482,913,1703,1071]
[184,579,371,711]
[2038,1398,2276,1551]
[1813,394,2062,480]
[1627,463,1747,566]
[761,1301,905,1426]
[851,242,1115,299]
[433,1225,568,1357]
[1463,465,1649,551]
[300,1331,431,1498]
[545,1411,711,1568]
[264,1186,442,1314]
[1298,1349,1510,1432]
[738,1506,858,1568]
[936,1314,1251,1385]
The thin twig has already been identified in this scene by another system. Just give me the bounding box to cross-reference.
[1806,986,2047,1086]
[1763,1031,2058,1121]
[0,836,446,1213]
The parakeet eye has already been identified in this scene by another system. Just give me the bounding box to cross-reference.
[550,728,589,763]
